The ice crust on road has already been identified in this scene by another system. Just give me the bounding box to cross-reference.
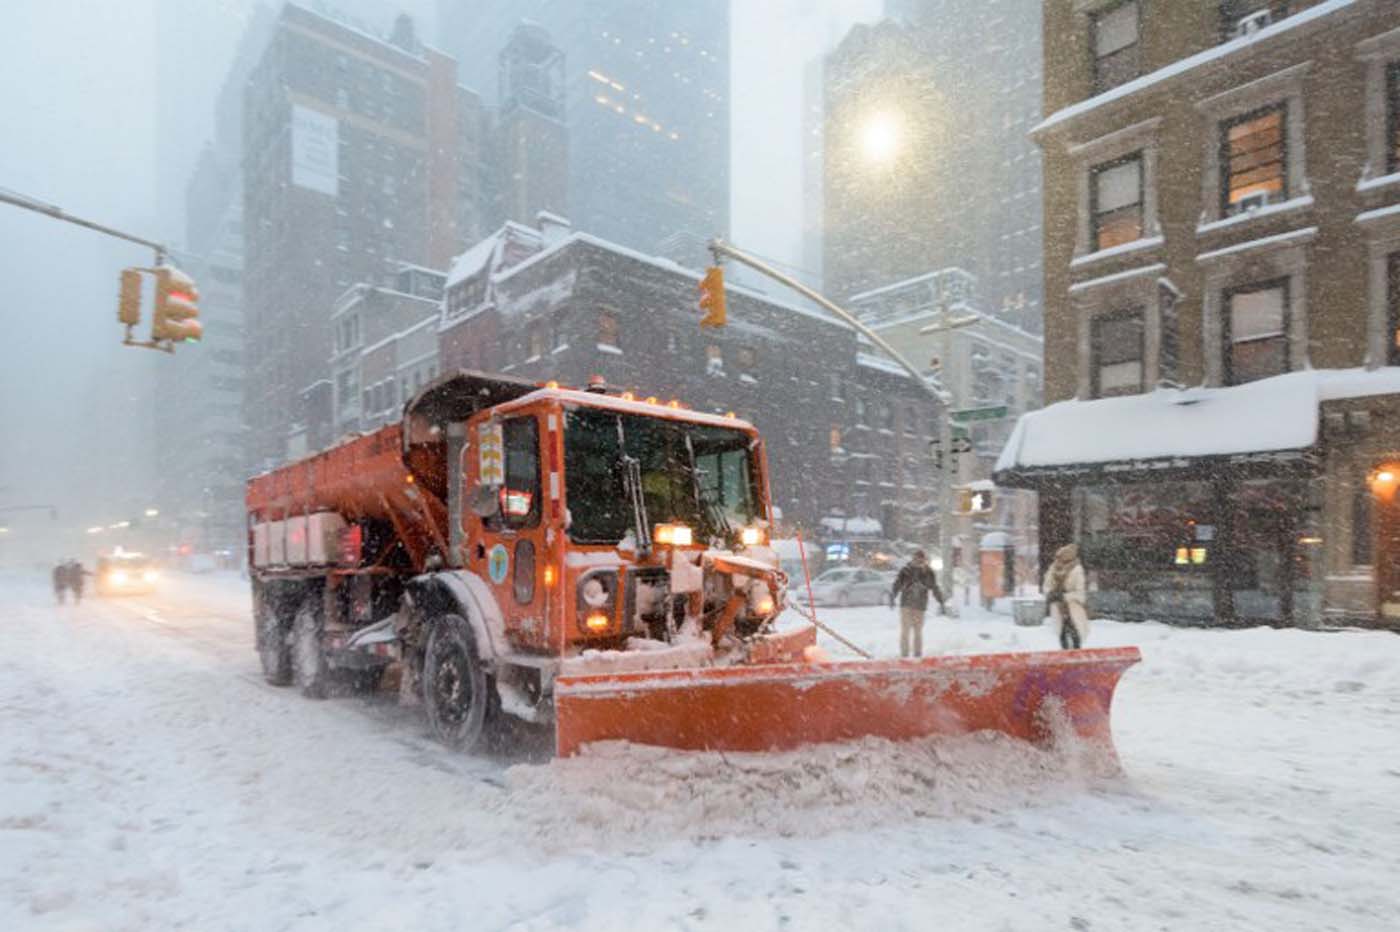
[2,571,1399,930]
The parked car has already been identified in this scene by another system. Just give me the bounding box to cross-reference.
[797,566,895,607]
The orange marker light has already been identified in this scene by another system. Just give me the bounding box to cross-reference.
[545,380,560,389]
[645,396,659,405]
[544,565,557,587]
[621,391,636,401]
[584,611,611,633]
[667,399,681,409]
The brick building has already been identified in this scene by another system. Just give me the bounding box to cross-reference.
[998,0,1400,627]
[242,4,488,466]
[437,217,941,538]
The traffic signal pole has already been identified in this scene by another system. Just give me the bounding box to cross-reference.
[0,186,167,263]
[705,237,963,594]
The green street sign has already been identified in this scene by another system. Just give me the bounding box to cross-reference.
[952,405,1008,423]
[951,424,970,439]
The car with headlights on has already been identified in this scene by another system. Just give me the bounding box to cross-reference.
[95,553,160,596]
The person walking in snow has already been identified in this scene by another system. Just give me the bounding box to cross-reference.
[68,560,88,605]
[1043,543,1089,649]
[52,561,69,604]
[889,550,945,658]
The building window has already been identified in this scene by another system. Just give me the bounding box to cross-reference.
[829,426,842,453]
[552,312,569,350]
[1091,309,1145,398]
[1225,280,1290,385]
[1219,1,1289,42]
[528,320,546,359]
[597,311,619,348]
[1092,0,1140,94]
[736,346,756,374]
[1221,105,1287,215]
[1389,253,1400,366]
[1389,62,1400,175]
[853,396,866,422]
[1354,477,1375,567]
[705,343,724,375]
[1091,152,1143,250]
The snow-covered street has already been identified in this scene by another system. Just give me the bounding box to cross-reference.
[2,570,1398,931]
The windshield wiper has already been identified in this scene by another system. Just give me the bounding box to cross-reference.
[617,417,650,556]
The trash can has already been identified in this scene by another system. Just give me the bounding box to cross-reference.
[1012,597,1045,627]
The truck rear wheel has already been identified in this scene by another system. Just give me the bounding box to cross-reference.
[292,599,331,699]
[255,590,292,687]
[423,613,496,752]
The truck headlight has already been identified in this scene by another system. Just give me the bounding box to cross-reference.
[654,523,693,546]
[111,571,128,585]
[740,526,765,547]
[143,570,159,583]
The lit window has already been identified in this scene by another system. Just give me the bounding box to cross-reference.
[1092,1,1140,93]
[1225,280,1289,385]
[829,426,842,452]
[1091,153,1143,250]
[528,320,546,359]
[1222,105,1287,215]
[597,311,619,348]
[1092,309,1144,398]
[736,346,755,373]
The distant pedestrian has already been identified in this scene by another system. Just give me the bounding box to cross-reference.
[52,561,69,604]
[1043,544,1089,649]
[68,560,88,605]
[889,550,946,658]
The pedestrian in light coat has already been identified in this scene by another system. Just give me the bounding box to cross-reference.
[1043,543,1089,649]
[889,550,946,658]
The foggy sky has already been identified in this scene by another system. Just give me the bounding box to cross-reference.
[0,0,877,552]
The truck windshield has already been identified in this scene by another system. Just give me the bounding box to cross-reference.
[564,408,761,545]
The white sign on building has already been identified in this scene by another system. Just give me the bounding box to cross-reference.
[291,104,338,196]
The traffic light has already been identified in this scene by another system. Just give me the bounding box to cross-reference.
[118,268,142,327]
[955,486,995,515]
[152,264,202,343]
[699,265,726,328]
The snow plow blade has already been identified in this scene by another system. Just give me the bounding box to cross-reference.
[554,647,1141,760]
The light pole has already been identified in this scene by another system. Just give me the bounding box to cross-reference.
[705,238,974,593]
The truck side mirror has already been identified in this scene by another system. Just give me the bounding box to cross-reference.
[469,484,500,518]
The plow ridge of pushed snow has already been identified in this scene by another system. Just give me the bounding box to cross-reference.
[500,728,1120,851]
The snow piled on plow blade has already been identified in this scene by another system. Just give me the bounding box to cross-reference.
[554,646,1141,761]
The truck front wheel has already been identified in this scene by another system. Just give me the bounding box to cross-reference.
[423,613,496,752]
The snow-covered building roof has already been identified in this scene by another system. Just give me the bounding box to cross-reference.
[995,368,1400,485]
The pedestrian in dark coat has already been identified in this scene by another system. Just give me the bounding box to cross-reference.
[889,550,946,658]
[68,560,88,604]
[52,562,69,604]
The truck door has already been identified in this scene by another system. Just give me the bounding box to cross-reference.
[472,414,548,649]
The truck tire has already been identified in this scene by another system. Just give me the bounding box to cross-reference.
[292,599,331,700]
[255,592,292,687]
[422,613,497,752]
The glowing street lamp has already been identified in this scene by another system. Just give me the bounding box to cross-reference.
[860,110,903,165]
[144,508,160,518]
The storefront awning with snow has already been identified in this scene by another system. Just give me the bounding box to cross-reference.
[994,369,1400,488]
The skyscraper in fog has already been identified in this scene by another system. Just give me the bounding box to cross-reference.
[437,0,730,255]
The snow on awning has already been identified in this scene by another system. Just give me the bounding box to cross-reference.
[994,370,1326,486]
[820,515,883,537]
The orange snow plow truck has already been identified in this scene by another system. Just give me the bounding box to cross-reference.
[247,371,1139,758]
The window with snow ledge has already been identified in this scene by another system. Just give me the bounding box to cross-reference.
[596,309,620,353]
[1091,0,1141,94]
[1066,118,1162,260]
[1199,231,1310,387]
[1224,279,1290,385]
[1355,27,1400,189]
[1219,1,1291,44]
[1071,264,1169,398]
[1196,62,1310,227]
[1356,201,1400,368]
[1091,308,1145,398]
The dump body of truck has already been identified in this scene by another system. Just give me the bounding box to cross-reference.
[247,370,1138,760]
